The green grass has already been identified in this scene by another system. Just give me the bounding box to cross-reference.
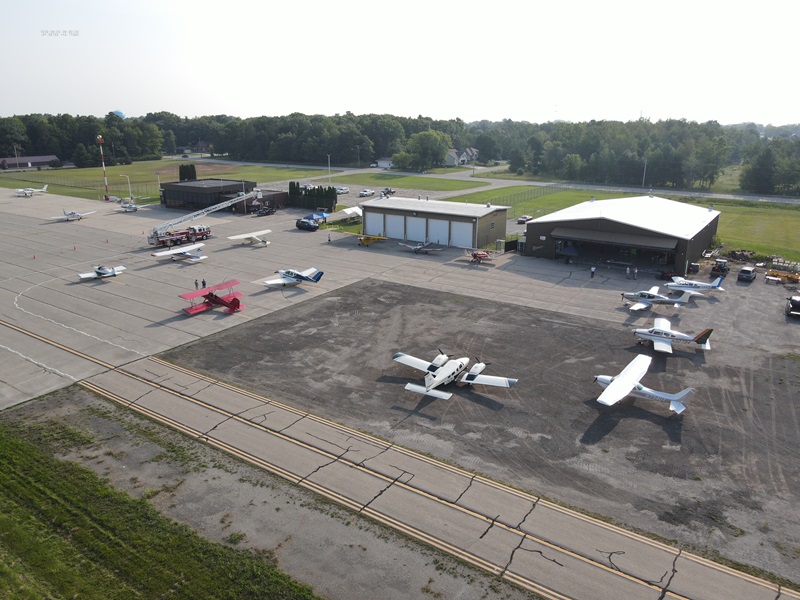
[328,173,488,192]
[0,423,321,600]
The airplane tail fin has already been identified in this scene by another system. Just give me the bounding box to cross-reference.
[712,276,725,290]
[42,185,48,192]
[667,387,694,414]
[311,271,324,283]
[693,328,713,349]
[404,383,452,400]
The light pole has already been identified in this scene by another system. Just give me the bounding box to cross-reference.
[120,174,132,201]
[327,153,331,185]
[155,171,161,189]
[97,135,109,200]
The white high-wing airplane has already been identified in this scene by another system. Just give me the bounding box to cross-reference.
[260,267,323,287]
[78,265,126,281]
[15,184,48,197]
[151,243,207,262]
[50,208,97,221]
[227,229,272,246]
[632,318,713,354]
[392,350,518,400]
[622,286,701,311]
[594,354,694,414]
[666,275,725,293]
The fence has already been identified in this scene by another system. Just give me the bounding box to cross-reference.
[0,171,160,199]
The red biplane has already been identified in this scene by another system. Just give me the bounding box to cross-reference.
[179,280,245,315]
[465,249,500,264]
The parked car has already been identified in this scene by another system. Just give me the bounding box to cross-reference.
[359,189,375,197]
[335,187,349,195]
[255,207,275,216]
[369,163,378,168]
[737,266,757,282]
[787,296,800,317]
[517,215,533,224]
[295,218,319,231]
[181,154,189,158]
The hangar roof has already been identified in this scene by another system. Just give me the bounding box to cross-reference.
[534,196,719,240]
[361,197,509,218]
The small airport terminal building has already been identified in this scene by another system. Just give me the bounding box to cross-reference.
[522,195,720,274]
[360,197,510,248]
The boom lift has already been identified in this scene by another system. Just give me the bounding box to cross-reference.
[147,190,262,246]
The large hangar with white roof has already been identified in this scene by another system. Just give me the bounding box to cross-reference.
[523,195,720,275]
[359,197,510,248]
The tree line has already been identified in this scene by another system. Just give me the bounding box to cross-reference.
[1,110,799,195]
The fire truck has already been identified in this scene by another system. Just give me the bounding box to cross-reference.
[147,190,261,247]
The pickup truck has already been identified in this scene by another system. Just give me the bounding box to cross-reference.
[381,187,396,195]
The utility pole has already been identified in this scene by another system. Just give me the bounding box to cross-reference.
[97,135,109,200]
[327,153,331,185]
[355,145,361,169]
[641,158,648,188]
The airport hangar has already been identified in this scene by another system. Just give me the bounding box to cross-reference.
[360,197,510,248]
[159,178,288,213]
[521,195,720,275]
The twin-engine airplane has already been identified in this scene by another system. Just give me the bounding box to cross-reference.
[77,265,126,281]
[261,267,324,288]
[180,280,244,315]
[622,287,701,311]
[152,243,207,263]
[50,208,97,221]
[227,229,272,246]
[392,350,518,400]
[666,275,725,293]
[594,354,694,414]
[15,184,48,197]
[399,242,444,254]
[632,318,713,354]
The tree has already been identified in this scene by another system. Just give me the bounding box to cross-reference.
[71,143,91,168]
[739,146,775,194]
[405,130,451,171]
[179,163,196,181]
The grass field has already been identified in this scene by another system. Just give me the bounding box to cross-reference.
[0,418,321,600]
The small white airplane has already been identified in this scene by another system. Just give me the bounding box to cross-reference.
[594,354,694,414]
[50,208,97,221]
[632,318,713,354]
[622,287,701,311]
[227,229,272,246]
[77,265,126,281]
[666,275,725,293]
[260,267,323,287]
[151,243,207,263]
[398,241,444,254]
[15,184,48,197]
[117,199,139,212]
[392,350,518,400]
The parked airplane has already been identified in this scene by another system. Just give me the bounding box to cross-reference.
[594,354,694,414]
[260,267,323,287]
[622,287,701,311]
[77,265,126,281]
[227,229,272,246]
[466,249,499,264]
[180,280,244,315]
[50,208,97,221]
[356,234,388,246]
[392,350,518,400]
[666,275,725,293]
[117,199,138,212]
[15,184,48,197]
[151,243,206,263]
[399,242,444,254]
[632,318,713,354]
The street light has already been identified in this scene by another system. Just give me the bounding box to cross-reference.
[327,153,331,185]
[120,174,132,200]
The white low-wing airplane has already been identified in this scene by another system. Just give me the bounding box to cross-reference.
[622,286,701,311]
[16,184,49,197]
[227,229,272,246]
[399,241,444,254]
[151,243,207,263]
[78,265,126,281]
[117,199,138,212]
[632,318,713,354]
[594,354,694,414]
[50,208,97,221]
[260,267,323,287]
[666,275,725,293]
[392,350,518,400]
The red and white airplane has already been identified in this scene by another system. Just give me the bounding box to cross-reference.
[179,280,244,315]
[465,249,499,264]
[392,350,518,400]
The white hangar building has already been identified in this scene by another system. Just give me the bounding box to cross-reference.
[360,197,510,248]
[523,195,720,275]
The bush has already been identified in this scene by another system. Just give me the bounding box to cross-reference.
[517,168,524,176]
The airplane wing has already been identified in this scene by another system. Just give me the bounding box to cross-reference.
[398,243,418,250]
[392,352,438,374]
[207,279,240,292]
[597,355,652,406]
[185,255,207,263]
[647,286,660,294]
[79,211,97,217]
[673,291,700,306]
[227,229,272,243]
[628,300,652,311]
[404,383,452,400]
[262,275,299,287]
[152,243,205,257]
[459,373,518,388]
[654,317,671,330]
[299,267,319,278]
[652,339,673,354]
[78,271,99,280]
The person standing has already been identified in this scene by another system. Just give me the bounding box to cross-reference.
[201,279,206,289]
[590,266,597,278]
[633,266,638,280]
[328,232,332,243]
[194,279,199,290]
[626,266,630,279]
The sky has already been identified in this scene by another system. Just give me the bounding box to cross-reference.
[2,0,797,126]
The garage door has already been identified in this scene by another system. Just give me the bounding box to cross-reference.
[364,212,383,236]
[406,217,426,242]
[450,221,474,248]
[385,214,404,240]
[427,219,449,246]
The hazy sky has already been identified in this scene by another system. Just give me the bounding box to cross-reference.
[3,1,796,125]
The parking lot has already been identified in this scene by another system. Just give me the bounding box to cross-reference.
[1,187,799,585]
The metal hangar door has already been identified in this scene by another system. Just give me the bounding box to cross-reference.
[406,216,426,242]
[427,218,449,245]
[450,221,474,248]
